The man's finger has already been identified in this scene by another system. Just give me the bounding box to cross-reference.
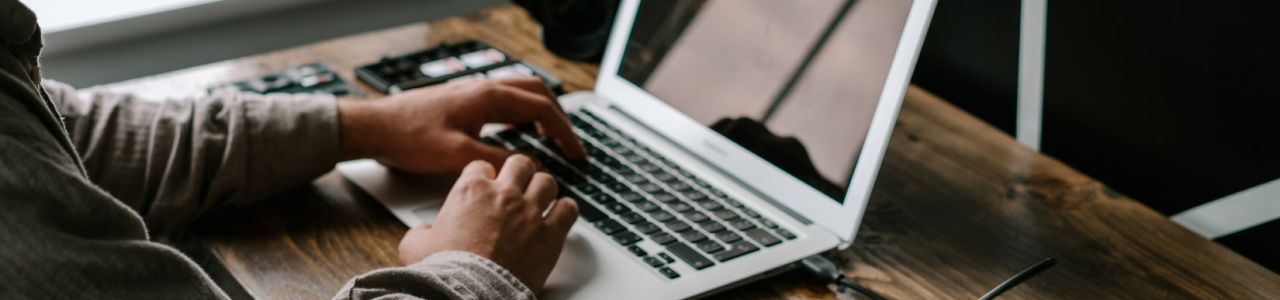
[496,154,539,190]
[496,77,558,105]
[452,133,516,170]
[460,159,497,180]
[544,197,579,236]
[485,86,586,161]
[524,172,559,213]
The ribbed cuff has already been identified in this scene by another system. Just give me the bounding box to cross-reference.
[408,251,536,299]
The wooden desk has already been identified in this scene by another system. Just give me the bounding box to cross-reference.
[95,5,1280,300]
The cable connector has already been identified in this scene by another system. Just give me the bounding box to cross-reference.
[800,255,891,300]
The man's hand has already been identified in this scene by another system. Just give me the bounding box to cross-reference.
[398,156,579,293]
[338,77,587,174]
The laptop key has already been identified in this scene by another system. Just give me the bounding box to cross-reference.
[668,202,694,212]
[624,174,649,184]
[643,256,665,268]
[651,233,677,245]
[593,194,616,205]
[666,243,715,270]
[775,228,797,240]
[715,231,743,243]
[594,219,627,235]
[649,210,676,222]
[722,197,745,208]
[634,222,662,234]
[712,241,760,262]
[638,183,664,193]
[620,212,647,224]
[664,220,692,232]
[729,219,756,231]
[653,172,678,182]
[613,232,643,246]
[695,240,725,254]
[744,228,782,247]
[681,231,708,243]
[712,210,740,221]
[741,207,761,218]
[576,200,608,222]
[659,267,681,279]
[633,200,661,212]
[684,212,710,223]
[669,182,693,191]
[628,245,647,257]
[653,192,678,203]
[698,221,727,233]
[695,200,722,211]
[605,203,631,214]
[658,252,676,263]
[620,192,646,203]
[759,218,779,229]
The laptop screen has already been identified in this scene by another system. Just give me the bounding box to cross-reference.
[617,0,914,203]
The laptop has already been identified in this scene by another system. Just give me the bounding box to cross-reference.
[337,0,936,298]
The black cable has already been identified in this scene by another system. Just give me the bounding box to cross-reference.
[977,258,1057,300]
[801,256,891,300]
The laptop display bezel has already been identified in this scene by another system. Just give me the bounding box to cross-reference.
[594,0,938,243]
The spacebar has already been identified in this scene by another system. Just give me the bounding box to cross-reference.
[666,243,715,270]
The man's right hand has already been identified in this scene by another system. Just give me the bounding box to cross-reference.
[397,155,579,294]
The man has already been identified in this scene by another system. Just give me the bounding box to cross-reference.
[0,0,586,298]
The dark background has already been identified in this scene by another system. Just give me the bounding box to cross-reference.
[909,0,1280,271]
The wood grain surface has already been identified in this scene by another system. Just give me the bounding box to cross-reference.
[95,5,1280,300]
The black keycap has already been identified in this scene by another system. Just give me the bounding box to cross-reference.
[695,240,725,254]
[480,136,503,146]
[729,219,757,231]
[613,232,643,245]
[593,194,616,205]
[559,173,585,185]
[684,212,710,223]
[668,202,694,212]
[775,228,797,240]
[653,172,678,182]
[634,222,662,234]
[759,218,778,229]
[496,130,521,140]
[576,200,608,221]
[649,210,676,222]
[715,231,743,243]
[620,212,647,224]
[684,191,708,201]
[628,245,648,256]
[578,184,601,196]
[643,256,665,268]
[594,219,627,235]
[669,182,693,191]
[741,207,761,218]
[638,183,663,193]
[712,209,740,221]
[659,267,680,279]
[698,221,726,233]
[744,228,782,246]
[625,155,648,164]
[607,182,631,193]
[639,163,663,173]
[695,179,714,189]
[612,147,634,156]
[709,189,729,198]
[658,252,676,263]
[651,233,677,245]
[723,197,745,208]
[613,166,635,175]
[624,174,649,184]
[712,241,760,262]
[633,200,661,212]
[680,231,708,243]
[653,193,678,203]
[605,203,631,214]
[666,243,715,270]
[620,192,646,202]
[665,220,692,232]
[695,200,722,211]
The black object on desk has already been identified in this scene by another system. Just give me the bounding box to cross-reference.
[355,41,564,94]
[209,63,361,97]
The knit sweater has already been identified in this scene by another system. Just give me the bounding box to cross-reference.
[0,0,534,299]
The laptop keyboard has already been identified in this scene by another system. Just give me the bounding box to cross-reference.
[485,109,797,280]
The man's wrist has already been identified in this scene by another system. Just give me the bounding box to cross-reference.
[337,99,383,161]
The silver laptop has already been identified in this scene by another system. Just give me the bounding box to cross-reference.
[337,0,936,298]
